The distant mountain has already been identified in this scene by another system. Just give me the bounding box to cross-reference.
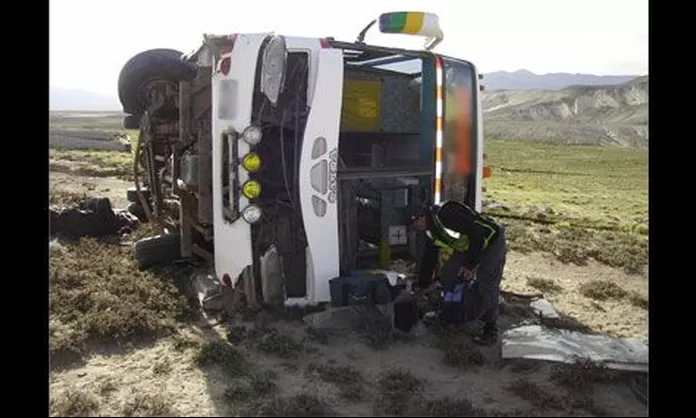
[482,76,649,147]
[50,87,121,111]
[483,70,640,91]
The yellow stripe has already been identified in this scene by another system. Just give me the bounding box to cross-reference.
[435,147,443,163]
[436,117,442,131]
[403,12,425,34]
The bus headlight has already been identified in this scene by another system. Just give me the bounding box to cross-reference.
[241,152,261,172]
[242,180,262,199]
[260,35,287,106]
[242,125,262,145]
[241,204,262,224]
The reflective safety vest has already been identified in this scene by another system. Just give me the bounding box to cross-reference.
[424,202,499,274]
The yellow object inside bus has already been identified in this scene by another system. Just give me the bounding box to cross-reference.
[341,77,382,131]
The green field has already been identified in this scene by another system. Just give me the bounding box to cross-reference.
[50,111,125,131]
[482,139,648,274]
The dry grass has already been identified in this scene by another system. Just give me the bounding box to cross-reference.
[50,389,100,417]
[356,307,396,349]
[249,394,334,417]
[525,276,563,294]
[224,371,279,402]
[304,326,332,345]
[49,149,133,180]
[435,333,486,370]
[98,379,118,397]
[375,369,424,415]
[307,363,364,400]
[151,358,172,375]
[194,341,249,377]
[253,328,305,358]
[628,291,649,310]
[415,397,488,417]
[49,187,90,208]
[49,233,194,364]
[505,378,565,410]
[121,393,176,417]
[505,359,615,415]
[501,219,648,274]
[550,358,615,393]
[578,280,629,301]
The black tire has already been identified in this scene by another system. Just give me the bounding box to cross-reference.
[127,202,148,222]
[134,234,181,270]
[127,187,151,203]
[117,48,196,116]
[123,114,140,130]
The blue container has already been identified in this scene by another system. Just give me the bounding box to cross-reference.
[329,273,393,307]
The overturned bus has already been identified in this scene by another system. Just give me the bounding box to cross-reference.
[118,11,489,308]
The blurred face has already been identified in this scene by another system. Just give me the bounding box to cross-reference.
[411,215,427,232]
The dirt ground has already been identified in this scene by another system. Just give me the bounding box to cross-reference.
[49,312,646,417]
[48,166,648,417]
[502,253,648,341]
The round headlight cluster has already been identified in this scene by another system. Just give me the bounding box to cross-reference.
[241,204,262,224]
[242,152,261,172]
[242,180,262,199]
[242,126,262,145]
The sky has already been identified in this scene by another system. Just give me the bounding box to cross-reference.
[49,0,648,96]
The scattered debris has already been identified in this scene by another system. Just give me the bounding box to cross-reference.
[529,298,560,319]
[49,197,138,239]
[502,325,648,372]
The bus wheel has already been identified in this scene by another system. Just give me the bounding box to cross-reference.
[134,234,181,270]
[117,48,195,116]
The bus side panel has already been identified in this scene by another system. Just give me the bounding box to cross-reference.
[298,48,343,303]
[212,33,270,286]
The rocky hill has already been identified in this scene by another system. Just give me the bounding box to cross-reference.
[483,76,648,147]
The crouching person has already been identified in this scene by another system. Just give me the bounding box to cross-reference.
[409,200,507,345]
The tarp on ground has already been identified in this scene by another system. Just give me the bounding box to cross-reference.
[502,324,648,372]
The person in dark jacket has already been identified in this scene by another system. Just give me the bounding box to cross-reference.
[409,200,507,345]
